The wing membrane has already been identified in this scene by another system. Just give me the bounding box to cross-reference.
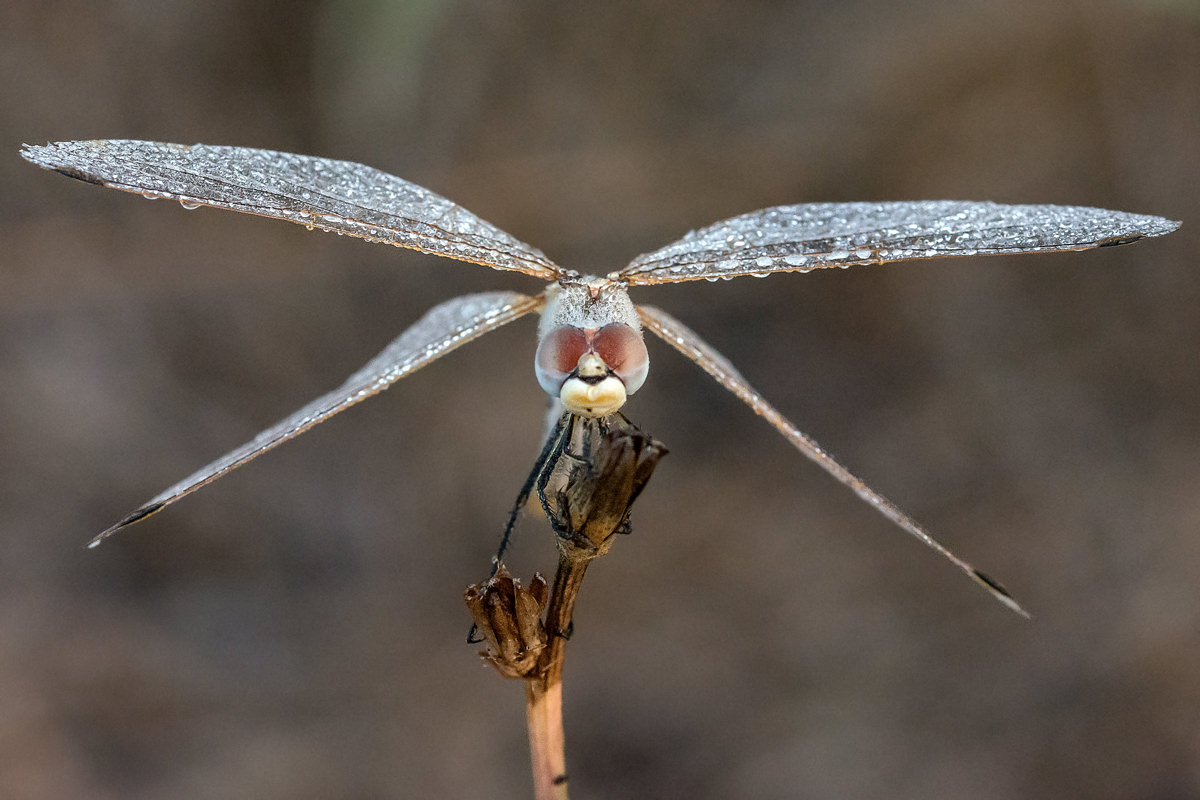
[637,303,1027,616]
[22,140,564,280]
[90,290,543,546]
[620,201,1179,285]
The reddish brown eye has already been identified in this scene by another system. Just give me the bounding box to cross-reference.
[591,323,649,394]
[535,326,588,395]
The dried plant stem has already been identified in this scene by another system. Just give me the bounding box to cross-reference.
[466,414,667,800]
[525,553,591,799]
[525,678,567,800]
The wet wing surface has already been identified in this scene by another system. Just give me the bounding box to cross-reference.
[89,290,543,546]
[620,201,1179,285]
[22,140,564,280]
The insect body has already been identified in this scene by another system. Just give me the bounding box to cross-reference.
[21,139,1180,613]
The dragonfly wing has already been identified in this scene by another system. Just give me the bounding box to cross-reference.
[21,140,564,280]
[90,290,544,546]
[637,303,1028,616]
[619,201,1179,285]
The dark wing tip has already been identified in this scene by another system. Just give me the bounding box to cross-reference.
[21,141,107,185]
[86,501,166,549]
[1100,214,1181,246]
[972,569,1031,619]
[1098,235,1144,247]
[53,166,106,186]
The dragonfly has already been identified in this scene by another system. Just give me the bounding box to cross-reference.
[22,139,1180,615]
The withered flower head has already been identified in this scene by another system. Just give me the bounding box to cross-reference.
[464,567,550,679]
[540,415,667,559]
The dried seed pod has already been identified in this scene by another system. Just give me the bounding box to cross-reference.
[465,567,550,679]
[539,414,668,559]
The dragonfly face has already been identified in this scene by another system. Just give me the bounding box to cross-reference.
[535,279,649,417]
[19,139,1179,612]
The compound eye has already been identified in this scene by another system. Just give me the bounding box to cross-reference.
[535,326,588,395]
[591,323,649,394]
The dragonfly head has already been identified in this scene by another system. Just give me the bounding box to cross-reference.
[535,281,648,417]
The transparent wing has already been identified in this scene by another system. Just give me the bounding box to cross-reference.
[637,303,1028,616]
[619,201,1179,285]
[90,290,544,547]
[22,140,565,281]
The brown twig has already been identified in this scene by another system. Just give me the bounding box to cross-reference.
[466,413,666,799]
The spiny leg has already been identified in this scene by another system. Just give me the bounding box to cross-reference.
[491,411,574,576]
[536,415,580,540]
[468,412,574,645]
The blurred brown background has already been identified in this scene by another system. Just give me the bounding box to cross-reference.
[3,1,1197,798]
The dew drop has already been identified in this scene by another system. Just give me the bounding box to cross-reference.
[179,199,201,210]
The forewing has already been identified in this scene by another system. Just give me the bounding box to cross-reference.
[22,140,564,280]
[90,291,543,546]
[620,201,1179,285]
[637,303,1027,616]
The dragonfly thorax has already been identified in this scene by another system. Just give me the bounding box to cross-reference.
[535,279,648,417]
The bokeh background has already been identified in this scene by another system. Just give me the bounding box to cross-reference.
[3,2,1197,798]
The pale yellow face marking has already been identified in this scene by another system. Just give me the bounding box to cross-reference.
[559,353,627,417]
